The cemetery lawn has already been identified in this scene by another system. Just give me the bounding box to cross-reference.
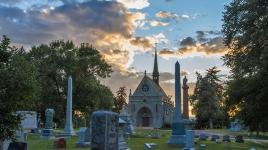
[26,129,268,150]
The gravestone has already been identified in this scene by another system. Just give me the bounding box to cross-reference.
[235,135,244,143]
[16,126,25,142]
[118,118,129,150]
[53,138,66,149]
[223,135,231,142]
[119,106,135,135]
[199,133,208,140]
[211,135,220,142]
[144,143,157,150]
[76,127,90,147]
[7,142,27,150]
[42,108,54,138]
[91,111,118,150]
[185,130,194,149]
[230,119,242,132]
[16,111,37,130]
[151,128,160,139]
[2,140,11,150]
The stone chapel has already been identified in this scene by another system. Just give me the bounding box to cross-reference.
[128,50,174,128]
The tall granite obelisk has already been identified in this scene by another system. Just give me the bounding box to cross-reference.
[64,76,76,135]
[167,61,186,145]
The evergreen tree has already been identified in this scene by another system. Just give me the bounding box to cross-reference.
[190,67,226,129]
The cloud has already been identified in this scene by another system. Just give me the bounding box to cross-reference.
[196,30,222,42]
[116,0,150,9]
[130,37,153,50]
[180,37,196,47]
[150,20,169,27]
[155,11,190,22]
[0,1,150,73]
[178,36,227,55]
[158,31,227,58]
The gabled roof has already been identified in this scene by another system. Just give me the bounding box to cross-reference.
[131,75,168,99]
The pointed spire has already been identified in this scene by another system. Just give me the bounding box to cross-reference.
[153,43,159,85]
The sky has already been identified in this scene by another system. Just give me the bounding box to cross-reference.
[0,0,231,100]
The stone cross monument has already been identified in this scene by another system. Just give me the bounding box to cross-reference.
[167,61,186,145]
[64,76,76,135]
[182,76,189,119]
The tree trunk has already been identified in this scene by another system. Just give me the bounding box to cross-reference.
[209,118,213,129]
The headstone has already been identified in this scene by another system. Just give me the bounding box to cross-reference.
[223,135,231,142]
[199,133,208,140]
[16,126,25,142]
[230,119,242,132]
[63,76,76,136]
[42,108,54,137]
[185,130,194,149]
[119,106,135,135]
[76,127,90,147]
[235,135,244,143]
[2,140,11,150]
[53,138,66,149]
[8,142,27,150]
[91,111,119,150]
[16,111,37,130]
[118,118,129,150]
[211,135,220,142]
[151,128,160,139]
[144,143,157,150]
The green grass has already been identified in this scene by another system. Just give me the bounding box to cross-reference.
[25,129,268,150]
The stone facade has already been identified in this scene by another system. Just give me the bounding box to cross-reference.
[128,50,174,128]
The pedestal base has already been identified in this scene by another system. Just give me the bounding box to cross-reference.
[76,142,91,147]
[41,129,54,139]
[167,134,186,146]
[63,129,76,136]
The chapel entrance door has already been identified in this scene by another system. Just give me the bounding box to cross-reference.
[137,107,152,127]
[142,117,149,127]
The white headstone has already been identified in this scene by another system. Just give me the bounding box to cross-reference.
[16,111,37,129]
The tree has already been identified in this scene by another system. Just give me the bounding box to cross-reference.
[190,67,226,129]
[113,86,127,113]
[222,0,268,134]
[0,35,40,142]
[28,41,114,126]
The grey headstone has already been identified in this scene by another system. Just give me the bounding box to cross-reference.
[223,135,231,142]
[185,130,194,149]
[16,111,37,129]
[211,135,220,141]
[91,111,119,150]
[2,140,11,150]
[76,127,90,147]
[118,118,129,150]
[199,132,208,140]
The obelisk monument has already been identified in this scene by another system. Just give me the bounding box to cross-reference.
[64,76,76,135]
[167,61,186,145]
[182,76,189,119]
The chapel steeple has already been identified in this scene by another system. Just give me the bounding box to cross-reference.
[152,45,159,85]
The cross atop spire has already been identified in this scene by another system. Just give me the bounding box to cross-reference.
[153,43,159,85]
